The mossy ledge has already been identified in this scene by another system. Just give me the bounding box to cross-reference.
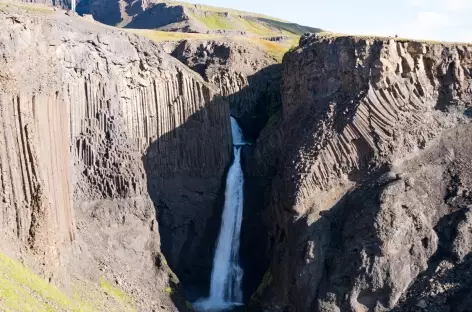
[0,252,136,312]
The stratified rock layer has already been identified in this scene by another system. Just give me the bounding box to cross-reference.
[250,34,472,311]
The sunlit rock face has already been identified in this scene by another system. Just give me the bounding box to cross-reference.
[0,6,231,311]
[248,34,472,311]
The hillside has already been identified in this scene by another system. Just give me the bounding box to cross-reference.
[75,0,322,61]
[77,0,321,37]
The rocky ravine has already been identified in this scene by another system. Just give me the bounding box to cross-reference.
[1,0,284,306]
[248,34,472,311]
[149,35,282,299]
[3,2,472,312]
[0,4,233,310]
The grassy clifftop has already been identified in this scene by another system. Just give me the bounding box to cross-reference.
[171,0,320,36]
[75,0,322,62]
[129,28,300,61]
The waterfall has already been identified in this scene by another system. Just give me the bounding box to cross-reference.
[194,117,246,311]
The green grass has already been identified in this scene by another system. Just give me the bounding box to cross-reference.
[164,0,289,22]
[189,12,234,30]
[236,18,276,36]
[187,11,313,37]
[246,36,299,61]
[160,0,318,36]
[128,29,219,41]
[100,278,135,312]
[0,252,137,312]
[129,28,298,62]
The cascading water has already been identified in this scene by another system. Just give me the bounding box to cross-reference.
[194,117,247,311]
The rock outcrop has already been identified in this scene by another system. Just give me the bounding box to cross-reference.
[170,39,282,139]
[249,34,472,311]
[0,4,231,310]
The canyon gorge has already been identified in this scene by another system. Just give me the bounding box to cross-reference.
[1,1,472,311]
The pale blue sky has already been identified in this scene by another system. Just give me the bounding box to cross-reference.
[180,0,472,42]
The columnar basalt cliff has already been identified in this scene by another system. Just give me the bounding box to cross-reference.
[3,2,472,311]
[0,5,231,310]
[248,34,472,311]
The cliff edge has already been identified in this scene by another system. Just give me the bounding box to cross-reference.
[0,3,232,310]
[249,34,472,311]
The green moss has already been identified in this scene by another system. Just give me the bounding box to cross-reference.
[164,287,173,294]
[0,252,73,311]
[185,300,193,310]
[0,251,137,312]
[249,269,273,305]
[100,277,135,311]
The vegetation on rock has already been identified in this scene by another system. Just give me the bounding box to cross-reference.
[0,252,136,312]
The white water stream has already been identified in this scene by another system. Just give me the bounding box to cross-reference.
[194,117,246,311]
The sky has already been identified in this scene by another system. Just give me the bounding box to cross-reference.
[179,0,472,42]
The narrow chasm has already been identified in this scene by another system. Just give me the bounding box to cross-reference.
[143,59,281,310]
[141,36,284,308]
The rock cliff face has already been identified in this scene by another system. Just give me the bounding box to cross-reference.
[0,5,231,310]
[4,2,472,311]
[170,39,282,139]
[168,38,281,298]
[249,34,472,311]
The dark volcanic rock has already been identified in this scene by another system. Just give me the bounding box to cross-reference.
[124,2,187,29]
[248,35,472,311]
[0,5,231,311]
[6,3,472,312]
[171,39,282,140]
